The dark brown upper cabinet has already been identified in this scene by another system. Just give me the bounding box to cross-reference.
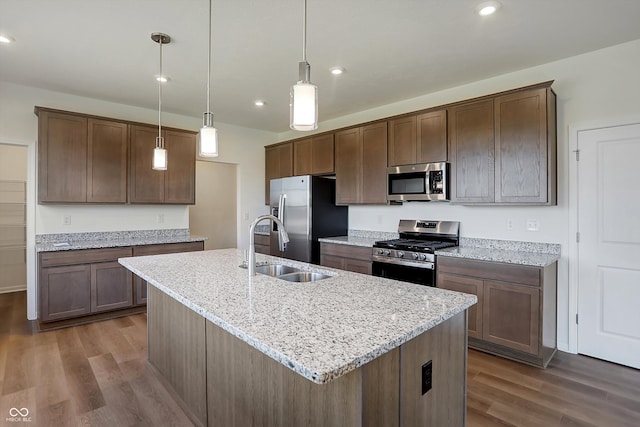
[293,133,335,176]
[388,109,447,167]
[449,82,556,205]
[129,125,196,204]
[264,142,293,204]
[37,108,128,204]
[36,107,196,205]
[335,122,387,205]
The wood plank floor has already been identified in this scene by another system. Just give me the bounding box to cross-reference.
[1,291,639,426]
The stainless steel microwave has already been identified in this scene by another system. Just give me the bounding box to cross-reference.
[387,162,449,202]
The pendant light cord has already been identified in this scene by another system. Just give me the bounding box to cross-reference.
[302,0,307,62]
[207,0,212,113]
[158,38,163,146]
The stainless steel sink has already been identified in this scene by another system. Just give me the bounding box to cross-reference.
[275,271,331,283]
[254,264,300,277]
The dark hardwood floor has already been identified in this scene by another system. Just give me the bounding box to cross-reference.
[1,290,639,426]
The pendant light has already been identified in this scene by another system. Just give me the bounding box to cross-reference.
[199,0,219,157]
[290,0,318,131]
[151,32,170,170]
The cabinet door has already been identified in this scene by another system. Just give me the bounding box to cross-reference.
[91,261,133,313]
[293,138,313,176]
[417,110,447,163]
[361,122,388,204]
[311,134,335,174]
[495,88,550,203]
[264,143,293,204]
[134,275,147,306]
[448,100,495,203]
[344,258,372,275]
[335,128,362,204]
[320,253,345,270]
[87,119,128,203]
[38,111,88,203]
[437,273,483,339]
[129,124,165,203]
[164,129,196,204]
[388,116,417,166]
[483,280,540,355]
[40,264,91,321]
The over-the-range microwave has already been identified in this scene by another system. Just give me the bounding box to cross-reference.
[386,162,449,202]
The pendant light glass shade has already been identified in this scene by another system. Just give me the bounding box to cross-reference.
[290,78,318,130]
[153,137,168,170]
[199,112,218,157]
[199,0,220,157]
[290,0,318,131]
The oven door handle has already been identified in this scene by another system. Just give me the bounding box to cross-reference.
[371,255,434,270]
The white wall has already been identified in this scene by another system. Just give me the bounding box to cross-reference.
[0,80,277,318]
[278,38,640,352]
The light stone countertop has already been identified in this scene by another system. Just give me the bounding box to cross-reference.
[36,229,206,252]
[435,246,559,267]
[318,235,380,247]
[118,248,477,384]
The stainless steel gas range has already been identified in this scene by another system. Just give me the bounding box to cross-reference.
[372,220,460,286]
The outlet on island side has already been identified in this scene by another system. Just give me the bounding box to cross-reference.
[421,360,432,395]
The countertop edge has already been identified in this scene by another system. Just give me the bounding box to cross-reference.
[37,235,207,252]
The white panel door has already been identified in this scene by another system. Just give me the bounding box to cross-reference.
[577,123,640,368]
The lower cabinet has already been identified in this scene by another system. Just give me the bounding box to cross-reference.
[38,241,204,324]
[39,247,133,322]
[254,233,270,255]
[437,256,557,368]
[319,242,372,275]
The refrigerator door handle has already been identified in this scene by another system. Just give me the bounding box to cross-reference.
[278,194,287,251]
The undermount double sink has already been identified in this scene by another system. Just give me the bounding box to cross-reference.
[253,264,331,282]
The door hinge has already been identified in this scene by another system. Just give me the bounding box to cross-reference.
[576,232,580,243]
[576,313,579,324]
[574,149,580,161]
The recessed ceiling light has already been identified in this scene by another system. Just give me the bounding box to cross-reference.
[0,34,15,44]
[254,100,266,107]
[155,75,170,83]
[330,66,345,75]
[476,1,501,16]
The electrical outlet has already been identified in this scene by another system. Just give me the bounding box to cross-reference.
[63,215,71,225]
[157,214,164,224]
[421,360,433,395]
[526,219,539,231]
[244,212,249,221]
[506,219,514,230]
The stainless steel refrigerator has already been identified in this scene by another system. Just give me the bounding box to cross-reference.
[270,175,348,264]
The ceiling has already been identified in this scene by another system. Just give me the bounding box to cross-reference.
[2,0,640,134]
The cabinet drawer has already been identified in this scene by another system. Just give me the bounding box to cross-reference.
[437,256,540,287]
[254,233,270,246]
[133,241,204,256]
[39,247,132,267]
[320,242,372,262]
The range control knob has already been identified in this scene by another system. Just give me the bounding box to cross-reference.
[384,250,391,256]
[378,249,385,255]
[411,253,419,260]
[419,253,427,261]
[397,251,404,258]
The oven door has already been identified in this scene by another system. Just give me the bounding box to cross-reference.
[372,261,435,286]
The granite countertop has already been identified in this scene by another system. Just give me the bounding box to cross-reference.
[435,247,559,267]
[320,231,560,267]
[318,235,380,247]
[118,249,476,384]
[36,229,207,252]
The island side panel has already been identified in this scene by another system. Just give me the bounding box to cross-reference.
[147,285,207,427]
[206,319,364,427]
[400,310,467,427]
[362,348,401,427]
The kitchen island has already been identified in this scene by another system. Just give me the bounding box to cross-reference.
[119,248,476,427]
